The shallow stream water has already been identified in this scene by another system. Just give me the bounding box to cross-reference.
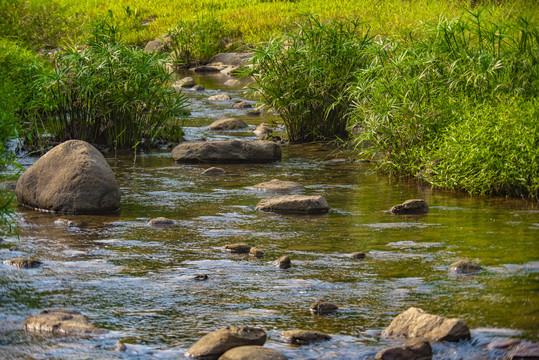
[1,73,538,359]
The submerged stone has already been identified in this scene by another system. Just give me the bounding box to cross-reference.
[506,342,539,359]
[202,167,227,176]
[186,326,267,359]
[218,345,288,360]
[450,259,482,274]
[350,252,366,259]
[24,308,106,336]
[208,94,232,101]
[390,199,429,215]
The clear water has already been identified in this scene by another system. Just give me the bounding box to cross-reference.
[1,73,537,359]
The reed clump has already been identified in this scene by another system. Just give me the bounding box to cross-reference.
[348,10,538,198]
[28,17,188,149]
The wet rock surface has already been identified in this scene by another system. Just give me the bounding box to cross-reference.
[218,345,288,360]
[208,94,232,101]
[202,167,226,176]
[3,257,41,269]
[256,195,330,214]
[350,252,366,259]
[172,140,282,164]
[186,326,267,359]
[230,101,252,109]
[282,329,331,344]
[382,307,470,342]
[148,217,176,227]
[249,248,264,258]
[252,179,304,193]
[274,255,291,269]
[506,343,539,359]
[450,259,482,274]
[16,140,120,214]
[173,76,196,89]
[390,199,429,215]
[310,302,338,315]
[24,309,106,336]
[375,339,432,360]
[208,118,248,131]
[223,243,251,253]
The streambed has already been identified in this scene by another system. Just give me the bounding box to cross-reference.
[1,73,538,359]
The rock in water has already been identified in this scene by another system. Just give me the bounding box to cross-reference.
[449,260,482,274]
[3,257,41,269]
[274,255,291,269]
[375,339,432,360]
[382,307,470,342]
[223,243,251,254]
[282,330,331,345]
[171,140,281,164]
[310,302,338,315]
[186,326,266,359]
[148,217,176,227]
[24,308,106,336]
[506,342,539,359]
[208,118,248,131]
[218,345,288,360]
[390,199,429,215]
[252,179,304,194]
[256,195,329,215]
[202,167,226,176]
[16,140,120,214]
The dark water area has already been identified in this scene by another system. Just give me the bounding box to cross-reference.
[1,73,537,359]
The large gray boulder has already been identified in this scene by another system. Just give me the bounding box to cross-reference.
[218,346,288,360]
[382,307,470,342]
[256,195,329,214]
[24,308,106,336]
[172,140,281,164]
[16,140,120,214]
[186,326,267,359]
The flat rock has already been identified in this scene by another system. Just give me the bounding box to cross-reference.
[390,199,429,215]
[450,260,482,274]
[3,257,42,269]
[202,167,226,176]
[218,345,287,360]
[16,140,120,214]
[173,77,196,88]
[487,338,521,350]
[375,339,432,360]
[230,101,252,109]
[148,217,176,227]
[186,326,266,359]
[255,195,329,215]
[24,308,106,336]
[382,307,470,342]
[208,118,248,131]
[274,255,291,269]
[253,179,304,194]
[310,301,338,315]
[223,243,251,254]
[249,248,264,258]
[208,94,232,101]
[506,343,539,359]
[209,53,253,66]
[282,330,331,345]
[172,140,281,164]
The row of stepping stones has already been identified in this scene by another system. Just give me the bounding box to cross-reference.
[20,306,539,359]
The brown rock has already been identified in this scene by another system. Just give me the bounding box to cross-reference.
[230,101,252,109]
[249,248,264,258]
[282,329,331,345]
[246,110,261,116]
[255,195,330,215]
[487,338,521,350]
[274,255,291,269]
[186,326,267,359]
[223,243,251,254]
[3,257,41,269]
[172,77,196,89]
[450,260,482,274]
[253,123,273,137]
[382,307,470,342]
[506,343,539,359]
[202,167,226,176]
[375,339,432,360]
[208,118,248,131]
[351,252,366,259]
[148,217,176,227]
[390,199,429,215]
[24,308,106,336]
[310,301,338,315]
[252,179,304,194]
[224,79,240,86]
[172,140,281,164]
[218,345,287,360]
[208,94,232,101]
[16,140,120,214]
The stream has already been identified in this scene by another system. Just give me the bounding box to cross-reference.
[1,72,538,359]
